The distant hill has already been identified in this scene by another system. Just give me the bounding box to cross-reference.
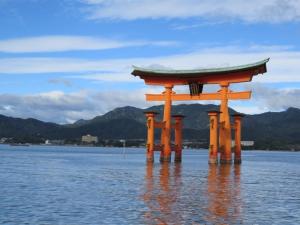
[0,115,62,140]
[68,106,146,127]
[0,104,299,150]
[241,107,300,149]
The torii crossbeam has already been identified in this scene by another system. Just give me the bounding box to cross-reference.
[132,58,269,164]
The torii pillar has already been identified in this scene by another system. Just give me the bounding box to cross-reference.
[173,115,184,162]
[219,83,232,164]
[144,111,158,163]
[160,84,173,163]
[232,114,244,164]
[208,111,220,164]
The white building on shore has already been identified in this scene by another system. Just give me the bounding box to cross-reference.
[82,134,98,144]
[232,140,254,147]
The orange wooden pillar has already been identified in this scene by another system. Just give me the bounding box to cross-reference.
[144,111,158,162]
[219,83,232,164]
[160,84,173,162]
[172,115,184,162]
[208,111,220,164]
[233,114,244,164]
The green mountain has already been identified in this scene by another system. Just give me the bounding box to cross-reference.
[0,104,299,150]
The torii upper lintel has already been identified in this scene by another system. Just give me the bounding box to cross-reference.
[132,58,269,86]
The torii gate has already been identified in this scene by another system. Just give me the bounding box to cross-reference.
[132,58,269,164]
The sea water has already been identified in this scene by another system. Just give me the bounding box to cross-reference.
[0,145,299,224]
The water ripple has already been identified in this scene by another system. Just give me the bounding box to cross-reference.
[0,146,299,224]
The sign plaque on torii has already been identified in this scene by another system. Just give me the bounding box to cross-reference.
[131,58,269,164]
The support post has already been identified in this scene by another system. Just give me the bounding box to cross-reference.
[172,115,184,162]
[144,111,158,162]
[219,83,232,164]
[233,114,244,164]
[160,84,173,162]
[160,123,165,149]
[208,111,220,164]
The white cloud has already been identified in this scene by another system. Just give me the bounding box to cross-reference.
[0,89,152,123]
[48,78,73,87]
[82,0,300,23]
[0,35,177,53]
[171,21,225,30]
[1,45,300,83]
[0,83,298,123]
[246,83,300,111]
[228,82,300,115]
[0,57,128,73]
[229,105,267,115]
[70,72,140,82]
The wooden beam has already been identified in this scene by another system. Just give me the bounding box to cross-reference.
[143,71,254,86]
[146,91,251,101]
[146,94,166,101]
[227,91,251,99]
[154,121,165,129]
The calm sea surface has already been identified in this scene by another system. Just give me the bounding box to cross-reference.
[0,145,299,225]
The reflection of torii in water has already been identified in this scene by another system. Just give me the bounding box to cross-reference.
[142,163,242,224]
[142,163,183,224]
[205,165,242,224]
[132,59,269,164]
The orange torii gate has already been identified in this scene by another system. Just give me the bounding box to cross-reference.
[132,58,269,164]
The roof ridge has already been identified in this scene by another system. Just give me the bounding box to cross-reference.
[132,58,269,75]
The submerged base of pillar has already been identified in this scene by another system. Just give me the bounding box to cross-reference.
[160,156,171,162]
[174,157,182,163]
[208,158,218,164]
[220,159,232,164]
[146,158,154,163]
[234,158,242,164]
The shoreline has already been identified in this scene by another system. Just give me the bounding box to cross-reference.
[1,143,299,152]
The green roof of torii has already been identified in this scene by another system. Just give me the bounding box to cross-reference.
[132,58,269,77]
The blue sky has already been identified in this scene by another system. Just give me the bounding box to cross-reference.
[0,0,299,123]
